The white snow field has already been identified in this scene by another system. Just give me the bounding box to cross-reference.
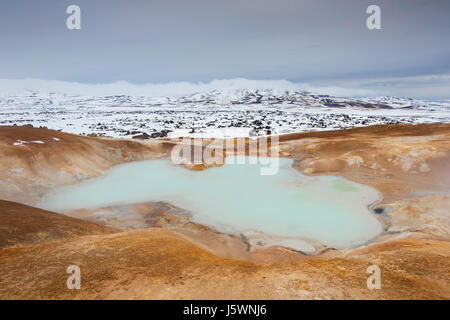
[1,89,449,138]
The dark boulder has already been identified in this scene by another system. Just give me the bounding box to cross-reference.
[132,133,150,140]
[373,207,384,214]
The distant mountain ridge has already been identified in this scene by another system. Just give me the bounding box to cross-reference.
[1,88,449,110]
[177,89,390,109]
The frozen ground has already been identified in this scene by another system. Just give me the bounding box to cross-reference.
[0,89,449,138]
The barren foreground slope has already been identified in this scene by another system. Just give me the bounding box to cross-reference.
[0,124,449,299]
[1,217,448,299]
[0,200,117,248]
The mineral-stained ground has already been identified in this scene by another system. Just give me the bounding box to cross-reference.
[0,124,449,299]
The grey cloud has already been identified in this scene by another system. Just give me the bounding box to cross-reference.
[0,0,449,98]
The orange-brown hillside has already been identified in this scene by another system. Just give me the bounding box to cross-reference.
[0,209,448,299]
[0,125,173,204]
[0,124,449,299]
[0,200,117,248]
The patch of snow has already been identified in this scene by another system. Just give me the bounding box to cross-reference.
[12,139,45,146]
[346,156,364,167]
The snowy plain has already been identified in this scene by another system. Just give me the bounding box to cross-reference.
[1,89,449,139]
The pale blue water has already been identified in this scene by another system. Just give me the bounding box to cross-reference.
[38,156,382,250]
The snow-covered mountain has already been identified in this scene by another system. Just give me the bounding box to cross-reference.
[172,89,421,109]
[0,89,449,138]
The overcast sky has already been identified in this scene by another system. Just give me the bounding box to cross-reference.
[0,0,449,98]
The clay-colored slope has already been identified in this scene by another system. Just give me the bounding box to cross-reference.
[0,227,448,299]
[278,123,450,141]
[278,124,450,203]
[0,125,173,204]
[1,124,450,299]
[0,200,117,248]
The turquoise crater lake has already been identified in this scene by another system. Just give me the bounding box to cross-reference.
[38,156,383,252]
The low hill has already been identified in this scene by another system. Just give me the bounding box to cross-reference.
[0,200,117,248]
